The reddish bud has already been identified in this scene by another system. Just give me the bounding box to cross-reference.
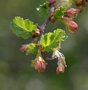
[20,45,28,52]
[34,60,46,72]
[65,8,78,18]
[32,29,40,38]
[50,17,55,23]
[32,32,36,38]
[36,29,40,37]
[50,0,57,4]
[68,21,78,34]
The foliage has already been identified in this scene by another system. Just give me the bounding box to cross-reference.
[11,17,37,39]
[36,1,50,18]
[40,29,68,51]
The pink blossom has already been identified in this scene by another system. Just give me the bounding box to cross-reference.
[68,21,78,34]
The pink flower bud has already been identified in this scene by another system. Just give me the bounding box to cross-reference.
[65,8,78,18]
[34,60,46,72]
[20,45,28,52]
[33,52,46,72]
[68,21,78,34]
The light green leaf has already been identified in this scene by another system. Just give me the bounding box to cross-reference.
[10,16,37,39]
[25,43,38,55]
[54,6,66,19]
[40,29,68,51]
[36,1,50,18]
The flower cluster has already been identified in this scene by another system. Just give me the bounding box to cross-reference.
[11,0,88,75]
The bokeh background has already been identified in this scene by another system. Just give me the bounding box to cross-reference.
[0,0,88,90]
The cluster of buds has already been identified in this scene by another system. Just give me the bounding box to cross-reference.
[52,48,67,74]
[32,52,46,72]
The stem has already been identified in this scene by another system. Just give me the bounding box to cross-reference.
[39,3,55,42]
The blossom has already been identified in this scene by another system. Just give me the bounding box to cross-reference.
[20,45,28,52]
[68,20,78,34]
[52,49,67,74]
[65,8,78,18]
[32,52,46,72]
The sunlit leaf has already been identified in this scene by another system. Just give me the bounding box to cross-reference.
[11,16,37,39]
[40,29,68,51]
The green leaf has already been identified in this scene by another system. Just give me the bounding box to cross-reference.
[25,43,38,55]
[10,16,37,39]
[40,29,68,51]
[54,6,66,19]
[36,1,50,18]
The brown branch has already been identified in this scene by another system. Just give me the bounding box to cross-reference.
[39,3,55,42]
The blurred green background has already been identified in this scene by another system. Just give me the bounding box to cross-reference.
[0,0,88,90]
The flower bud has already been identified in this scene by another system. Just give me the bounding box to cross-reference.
[32,29,40,38]
[65,8,78,18]
[68,21,78,34]
[20,45,28,52]
[50,16,55,23]
[50,0,57,4]
[36,29,40,37]
[33,52,46,72]
[34,59,46,72]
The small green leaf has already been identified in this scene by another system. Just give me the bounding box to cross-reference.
[54,6,66,19]
[40,29,68,51]
[25,43,38,55]
[10,16,37,39]
[36,1,50,18]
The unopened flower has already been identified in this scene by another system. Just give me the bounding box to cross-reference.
[65,8,78,18]
[32,52,46,72]
[20,45,28,52]
[67,21,78,34]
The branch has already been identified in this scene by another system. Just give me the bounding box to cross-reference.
[39,3,55,42]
